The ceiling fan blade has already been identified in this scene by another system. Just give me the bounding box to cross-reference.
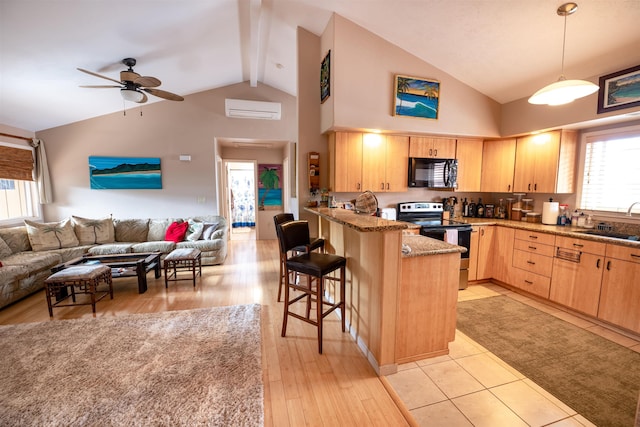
[143,88,184,101]
[120,70,141,82]
[79,85,121,88]
[135,76,161,88]
[77,68,122,84]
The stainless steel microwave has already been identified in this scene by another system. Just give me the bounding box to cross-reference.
[408,157,458,189]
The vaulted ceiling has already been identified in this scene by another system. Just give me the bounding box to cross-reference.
[2,0,639,132]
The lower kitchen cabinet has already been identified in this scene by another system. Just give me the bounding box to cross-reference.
[492,226,514,284]
[598,244,640,334]
[510,230,554,298]
[549,236,605,317]
[469,225,493,281]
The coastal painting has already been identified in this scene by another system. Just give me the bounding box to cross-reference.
[394,75,440,120]
[89,156,162,189]
[257,163,282,210]
[598,64,640,114]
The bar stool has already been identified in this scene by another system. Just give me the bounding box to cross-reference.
[276,220,345,354]
[273,213,324,302]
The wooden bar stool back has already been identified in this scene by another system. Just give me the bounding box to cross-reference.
[273,213,324,302]
[276,220,345,353]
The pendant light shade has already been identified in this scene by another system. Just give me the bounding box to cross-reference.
[528,2,598,106]
[121,88,144,103]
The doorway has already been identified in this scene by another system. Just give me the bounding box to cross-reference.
[225,161,257,241]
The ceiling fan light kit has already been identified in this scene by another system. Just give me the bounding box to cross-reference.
[528,2,598,106]
[78,58,184,104]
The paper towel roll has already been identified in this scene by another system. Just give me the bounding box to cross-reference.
[542,201,559,225]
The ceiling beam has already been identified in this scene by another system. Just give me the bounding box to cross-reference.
[248,0,262,87]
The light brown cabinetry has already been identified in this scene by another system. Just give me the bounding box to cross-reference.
[511,230,555,298]
[549,236,605,316]
[598,244,640,334]
[480,138,516,192]
[513,130,577,193]
[492,226,515,284]
[469,225,494,281]
[409,136,456,159]
[455,138,483,192]
[329,132,363,192]
[329,132,408,193]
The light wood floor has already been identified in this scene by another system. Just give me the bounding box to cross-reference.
[0,238,410,426]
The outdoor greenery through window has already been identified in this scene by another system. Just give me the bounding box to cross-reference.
[579,125,640,215]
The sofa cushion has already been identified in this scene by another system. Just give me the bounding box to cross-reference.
[147,219,175,241]
[1,251,62,275]
[177,239,225,251]
[114,219,149,242]
[88,243,134,255]
[165,221,188,243]
[131,241,176,254]
[72,215,115,245]
[0,236,12,258]
[185,220,204,241]
[0,226,32,253]
[24,219,79,252]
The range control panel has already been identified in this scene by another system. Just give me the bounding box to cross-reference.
[397,202,444,213]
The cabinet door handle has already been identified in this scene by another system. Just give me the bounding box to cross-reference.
[527,260,536,265]
[357,183,361,190]
[529,235,538,239]
[508,184,511,192]
[480,229,484,236]
[524,280,533,285]
[534,183,537,191]
[596,259,601,268]
[528,183,531,191]
[606,260,611,271]
[528,246,537,250]
[381,183,384,190]
[386,183,390,190]
[573,243,584,248]
[429,148,433,156]
[631,254,640,259]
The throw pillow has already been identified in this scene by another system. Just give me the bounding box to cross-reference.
[71,215,115,245]
[24,218,79,251]
[165,221,189,243]
[201,222,220,240]
[0,236,12,258]
[185,220,204,241]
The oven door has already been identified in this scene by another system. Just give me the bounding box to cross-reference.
[420,227,470,259]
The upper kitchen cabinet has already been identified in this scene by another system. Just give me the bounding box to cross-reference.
[329,132,409,193]
[409,136,456,159]
[480,138,516,193]
[513,130,577,194]
[329,132,363,192]
[455,138,483,192]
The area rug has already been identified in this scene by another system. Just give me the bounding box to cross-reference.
[457,296,640,427]
[0,304,263,426]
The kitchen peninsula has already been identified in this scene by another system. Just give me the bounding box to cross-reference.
[305,207,465,375]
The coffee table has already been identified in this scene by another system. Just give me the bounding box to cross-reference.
[53,252,161,294]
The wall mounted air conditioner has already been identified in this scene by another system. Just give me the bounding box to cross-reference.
[225,99,282,120]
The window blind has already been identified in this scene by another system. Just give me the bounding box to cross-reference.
[0,145,34,181]
[581,132,640,213]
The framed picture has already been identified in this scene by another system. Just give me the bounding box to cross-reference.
[597,64,640,114]
[89,156,162,189]
[257,163,282,210]
[394,75,440,120]
[320,50,330,103]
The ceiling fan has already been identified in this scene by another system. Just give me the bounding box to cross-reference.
[77,58,184,103]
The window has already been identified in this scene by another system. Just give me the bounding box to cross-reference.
[578,125,640,215]
[0,143,40,225]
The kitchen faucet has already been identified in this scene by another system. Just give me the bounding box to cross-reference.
[627,201,640,216]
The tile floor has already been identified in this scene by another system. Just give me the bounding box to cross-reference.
[386,283,640,427]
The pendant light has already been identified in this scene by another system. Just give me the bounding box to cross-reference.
[528,2,598,106]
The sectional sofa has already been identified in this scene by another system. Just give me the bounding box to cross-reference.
[0,215,227,310]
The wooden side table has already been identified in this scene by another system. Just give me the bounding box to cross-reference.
[44,265,113,316]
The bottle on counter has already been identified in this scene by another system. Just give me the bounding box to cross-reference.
[476,198,485,218]
[462,198,469,217]
[571,209,580,226]
[577,212,586,227]
[496,199,505,219]
[468,199,477,218]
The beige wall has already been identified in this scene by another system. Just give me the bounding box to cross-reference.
[321,14,502,138]
[34,82,296,225]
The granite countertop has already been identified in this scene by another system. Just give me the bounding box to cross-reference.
[304,207,412,232]
[401,234,467,258]
[455,217,640,248]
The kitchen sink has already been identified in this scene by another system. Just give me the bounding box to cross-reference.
[579,230,640,241]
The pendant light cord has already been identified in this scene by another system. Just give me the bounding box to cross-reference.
[559,13,567,80]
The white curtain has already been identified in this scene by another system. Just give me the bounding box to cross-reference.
[29,138,53,204]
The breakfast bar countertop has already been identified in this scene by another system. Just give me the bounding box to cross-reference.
[304,207,412,232]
